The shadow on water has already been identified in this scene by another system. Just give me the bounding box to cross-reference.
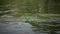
[25,16,60,34]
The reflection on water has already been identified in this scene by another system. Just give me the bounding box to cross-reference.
[0,19,35,34]
[0,16,60,34]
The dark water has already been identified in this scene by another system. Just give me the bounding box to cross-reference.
[0,16,60,34]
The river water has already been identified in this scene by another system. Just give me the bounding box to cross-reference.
[0,16,60,34]
[0,0,60,34]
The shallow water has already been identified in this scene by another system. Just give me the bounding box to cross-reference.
[0,16,60,34]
